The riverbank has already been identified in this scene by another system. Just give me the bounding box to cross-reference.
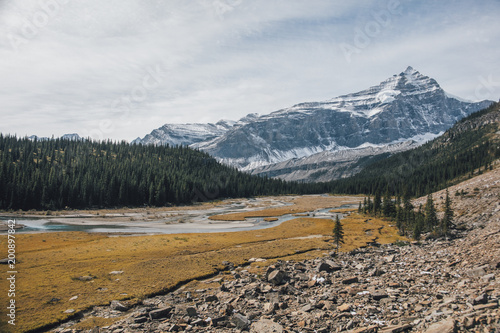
[0,195,407,332]
[0,195,359,235]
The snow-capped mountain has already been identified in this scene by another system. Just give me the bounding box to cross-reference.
[28,133,82,141]
[135,67,493,181]
[131,121,233,146]
[132,117,259,146]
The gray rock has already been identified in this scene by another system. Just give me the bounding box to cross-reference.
[342,276,359,284]
[424,318,456,333]
[379,324,413,333]
[466,266,487,277]
[231,313,250,330]
[185,306,197,317]
[301,304,313,312]
[481,273,495,282]
[268,270,287,285]
[372,292,389,301]
[205,295,218,302]
[110,300,128,312]
[149,307,173,320]
[250,319,284,333]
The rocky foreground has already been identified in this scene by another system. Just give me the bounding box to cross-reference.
[53,236,499,333]
[52,169,500,333]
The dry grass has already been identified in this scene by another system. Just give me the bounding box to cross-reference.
[0,199,405,332]
[209,195,360,221]
[263,217,279,222]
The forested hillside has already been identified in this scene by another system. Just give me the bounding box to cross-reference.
[0,136,323,210]
[328,102,500,196]
[1,103,498,211]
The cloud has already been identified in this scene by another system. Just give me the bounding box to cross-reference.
[0,0,499,141]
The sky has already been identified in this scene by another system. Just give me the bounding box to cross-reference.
[0,0,499,141]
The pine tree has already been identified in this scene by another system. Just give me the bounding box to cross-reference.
[402,190,413,236]
[332,215,344,254]
[424,193,438,232]
[413,204,424,240]
[366,196,373,214]
[373,191,382,216]
[440,188,454,237]
[382,189,395,218]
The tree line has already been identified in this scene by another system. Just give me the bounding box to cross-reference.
[358,188,454,240]
[0,135,324,210]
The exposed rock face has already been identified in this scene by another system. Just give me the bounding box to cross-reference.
[248,140,423,182]
[199,67,491,172]
[135,67,492,182]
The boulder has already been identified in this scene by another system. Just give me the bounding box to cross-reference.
[231,313,250,329]
[424,318,456,333]
[149,307,173,320]
[342,276,359,284]
[250,319,284,333]
[110,300,128,312]
[268,270,287,285]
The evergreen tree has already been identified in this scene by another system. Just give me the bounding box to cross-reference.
[366,196,373,214]
[382,189,395,218]
[413,204,424,240]
[440,188,454,237]
[401,190,414,236]
[424,194,438,232]
[373,191,382,216]
[332,215,344,254]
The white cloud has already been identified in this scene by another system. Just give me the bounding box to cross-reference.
[0,0,499,141]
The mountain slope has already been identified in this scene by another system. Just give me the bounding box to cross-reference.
[198,67,491,170]
[250,139,423,182]
[328,101,500,196]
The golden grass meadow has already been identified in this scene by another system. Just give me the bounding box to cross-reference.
[0,196,405,332]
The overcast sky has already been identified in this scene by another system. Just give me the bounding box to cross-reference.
[1,0,499,141]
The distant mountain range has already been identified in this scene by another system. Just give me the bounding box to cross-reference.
[29,133,82,141]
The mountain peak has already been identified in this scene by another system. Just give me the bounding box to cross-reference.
[403,65,416,74]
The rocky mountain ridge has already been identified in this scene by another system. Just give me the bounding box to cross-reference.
[134,67,492,182]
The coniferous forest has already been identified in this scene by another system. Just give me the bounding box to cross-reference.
[0,102,498,211]
[0,136,324,210]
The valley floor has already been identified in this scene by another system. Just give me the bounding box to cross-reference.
[1,166,499,332]
[45,168,500,333]
[0,195,405,332]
